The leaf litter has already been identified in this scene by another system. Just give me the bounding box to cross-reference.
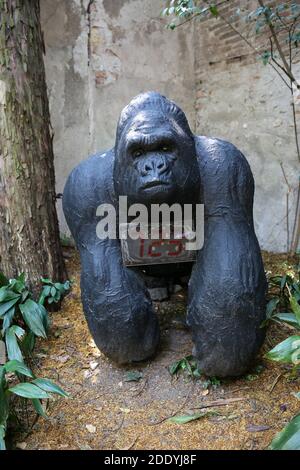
[13,249,300,450]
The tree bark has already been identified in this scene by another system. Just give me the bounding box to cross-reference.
[0,0,66,292]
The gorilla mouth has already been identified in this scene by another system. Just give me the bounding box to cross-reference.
[142,180,171,190]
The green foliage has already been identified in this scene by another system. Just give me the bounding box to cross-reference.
[163,0,216,27]
[266,335,300,364]
[265,265,300,450]
[0,272,70,450]
[124,371,143,382]
[169,410,219,424]
[39,279,71,306]
[244,364,264,381]
[162,1,300,67]
[269,414,300,450]
[169,355,201,379]
[262,264,300,328]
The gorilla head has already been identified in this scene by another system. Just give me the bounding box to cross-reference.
[113,92,200,207]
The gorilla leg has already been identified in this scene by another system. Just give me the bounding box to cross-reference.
[187,217,266,377]
[79,238,160,364]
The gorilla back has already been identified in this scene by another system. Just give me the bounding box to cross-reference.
[63,91,267,377]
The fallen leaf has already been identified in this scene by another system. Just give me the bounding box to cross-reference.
[16,442,27,450]
[83,370,92,379]
[86,424,96,433]
[202,389,209,396]
[93,406,103,412]
[124,371,143,382]
[246,424,271,432]
[169,410,219,424]
[55,355,70,363]
[120,407,131,414]
[90,361,99,371]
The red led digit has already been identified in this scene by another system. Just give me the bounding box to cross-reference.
[167,240,183,256]
[140,238,145,257]
[148,240,162,257]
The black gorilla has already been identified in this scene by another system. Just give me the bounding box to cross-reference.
[63,92,267,377]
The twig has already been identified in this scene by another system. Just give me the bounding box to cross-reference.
[118,435,139,451]
[280,162,292,250]
[106,414,125,433]
[270,38,292,90]
[269,373,282,393]
[191,397,247,410]
[131,378,148,397]
[258,0,300,88]
[148,383,195,426]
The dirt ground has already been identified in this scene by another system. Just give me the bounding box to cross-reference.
[14,250,300,450]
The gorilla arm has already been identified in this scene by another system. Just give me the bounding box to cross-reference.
[187,137,267,377]
[63,151,159,364]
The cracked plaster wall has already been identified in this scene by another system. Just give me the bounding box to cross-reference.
[41,0,299,251]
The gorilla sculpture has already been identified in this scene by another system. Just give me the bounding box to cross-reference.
[63,92,267,377]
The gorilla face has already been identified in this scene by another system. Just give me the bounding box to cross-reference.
[114,109,200,207]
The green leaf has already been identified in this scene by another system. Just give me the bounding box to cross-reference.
[10,274,26,293]
[193,368,202,379]
[269,414,300,450]
[63,281,70,291]
[16,273,25,284]
[43,286,51,297]
[169,359,182,375]
[9,382,50,399]
[124,371,143,382]
[32,378,69,397]
[21,290,29,303]
[209,5,219,17]
[1,306,16,334]
[0,424,6,450]
[19,299,48,338]
[273,312,300,328]
[0,297,19,318]
[290,296,300,326]
[0,287,20,303]
[169,410,219,424]
[4,360,33,378]
[265,335,300,364]
[280,275,287,290]
[21,331,36,355]
[266,297,279,318]
[5,326,25,362]
[31,398,47,418]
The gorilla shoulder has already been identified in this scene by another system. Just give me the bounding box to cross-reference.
[62,149,115,234]
[195,135,252,171]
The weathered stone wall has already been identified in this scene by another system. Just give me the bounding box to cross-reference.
[194,0,300,252]
[40,0,196,235]
[41,0,299,252]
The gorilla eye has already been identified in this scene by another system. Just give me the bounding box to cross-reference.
[161,145,171,152]
[133,149,143,158]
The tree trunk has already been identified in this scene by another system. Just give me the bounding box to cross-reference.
[0,0,66,292]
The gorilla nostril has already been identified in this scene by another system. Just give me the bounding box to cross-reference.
[145,163,152,172]
[157,161,167,174]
